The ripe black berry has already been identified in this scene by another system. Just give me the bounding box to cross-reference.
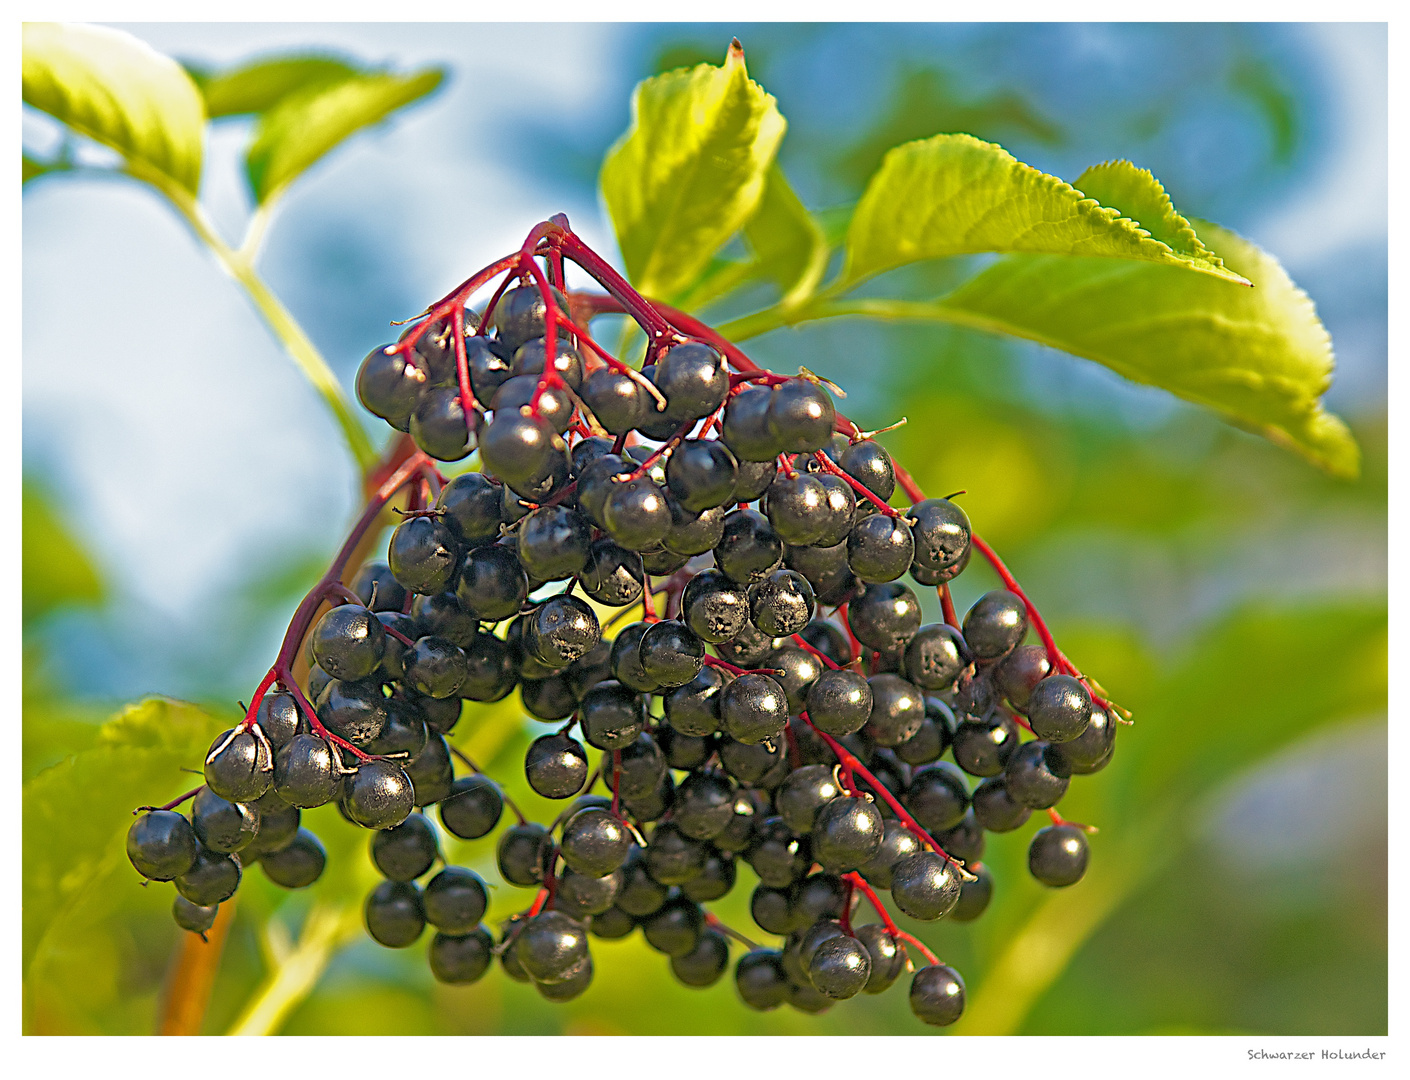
[962,589,1029,660]
[936,810,986,865]
[525,595,601,669]
[950,861,994,922]
[672,770,736,840]
[766,646,824,713]
[847,582,921,653]
[970,776,1032,832]
[838,440,895,503]
[602,477,672,551]
[388,516,459,596]
[910,964,966,1026]
[903,624,971,691]
[405,733,454,806]
[517,506,592,581]
[1003,739,1069,809]
[480,410,559,487]
[789,872,848,928]
[714,509,783,585]
[664,665,727,737]
[644,822,706,885]
[455,543,528,622]
[809,934,871,999]
[805,668,872,737]
[524,733,589,799]
[273,733,342,808]
[579,539,645,607]
[172,895,219,936]
[749,569,815,637]
[497,822,549,887]
[992,643,1051,711]
[671,928,730,987]
[903,762,971,833]
[767,378,836,453]
[580,368,648,434]
[750,884,795,935]
[654,342,728,423]
[429,927,495,985]
[127,810,198,881]
[638,619,704,687]
[512,337,584,389]
[811,796,885,872]
[907,498,971,575]
[578,680,646,751]
[371,812,438,880]
[785,541,857,606]
[846,512,914,583]
[735,949,790,1011]
[609,621,660,693]
[720,672,789,745]
[560,807,632,877]
[253,692,302,750]
[864,673,925,746]
[516,910,590,984]
[345,759,415,829]
[190,787,257,854]
[858,819,923,889]
[642,893,705,957]
[746,816,811,888]
[616,733,667,798]
[1026,674,1093,743]
[357,344,424,429]
[667,438,739,512]
[259,828,327,889]
[175,846,241,907]
[434,472,503,547]
[764,471,829,545]
[681,568,750,643]
[423,866,489,934]
[681,848,737,902]
[889,851,963,921]
[410,386,477,460]
[1046,705,1117,776]
[951,712,1023,777]
[1028,824,1089,887]
[402,636,468,698]
[366,879,426,947]
[203,727,274,803]
[556,868,623,919]
[855,923,906,993]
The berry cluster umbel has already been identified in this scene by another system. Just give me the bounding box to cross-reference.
[127,217,1124,1029]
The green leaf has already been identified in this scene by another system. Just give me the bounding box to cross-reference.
[1074,160,1218,262]
[22,22,204,194]
[931,221,1359,477]
[185,54,362,119]
[743,164,828,308]
[245,67,444,205]
[23,697,223,975]
[842,133,1245,287]
[601,41,787,301]
[22,480,103,626]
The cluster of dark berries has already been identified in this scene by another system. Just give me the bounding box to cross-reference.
[130,222,1118,1030]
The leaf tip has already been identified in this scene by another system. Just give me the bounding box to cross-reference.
[727,38,745,68]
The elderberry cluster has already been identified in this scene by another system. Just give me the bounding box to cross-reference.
[127,236,1118,1030]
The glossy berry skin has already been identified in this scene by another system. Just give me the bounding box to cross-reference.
[764,471,829,546]
[864,674,926,747]
[848,582,922,654]
[556,869,623,920]
[560,808,632,878]
[736,949,790,1011]
[455,544,528,622]
[439,776,503,840]
[490,375,574,435]
[664,666,727,737]
[785,541,856,607]
[175,846,241,907]
[497,823,549,888]
[491,285,568,352]
[805,669,872,737]
[904,626,971,693]
[366,880,426,948]
[655,342,728,422]
[847,513,914,583]
[750,569,815,637]
[642,894,706,958]
[345,760,415,829]
[361,698,429,765]
[1003,740,1070,809]
[243,796,299,858]
[858,819,923,889]
[190,788,258,854]
[993,644,1052,711]
[722,385,782,462]
[962,590,1029,660]
[856,923,906,993]
[260,828,326,889]
[479,411,558,487]
[732,458,777,502]
[970,776,1032,832]
[681,569,750,644]
[400,636,466,699]
[524,733,589,799]
[714,509,784,585]
[895,715,947,766]
[454,634,516,704]
[602,477,673,551]
[254,692,302,750]
[517,910,590,984]
[204,728,274,803]
[172,895,219,936]
[667,438,738,512]
[672,928,730,987]
[767,647,824,714]
[644,822,707,886]
[716,737,783,789]
[672,771,736,840]
[904,762,971,834]
[388,516,459,596]
[579,681,647,751]
[371,813,439,881]
[273,734,341,809]
[638,619,704,688]
[767,378,835,453]
[809,935,871,1000]
[908,498,971,574]
[812,797,885,872]
[520,676,578,722]
[434,472,503,546]
[311,604,387,683]
[410,387,477,461]
[579,540,645,607]
[465,335,514,402]
[681,848,737,902]
[951,713,1023,777]
[750,884,795,935]
[512,336,584,389]
[423,866,489,934]
[950,861,994,922]
[429,927,495,985]
[357,344,424,429]
[775,765,843,835]
[890,851,964,921]
[580,368,648,434]
[405,734,454,806]
[911,964,966,1026]
[1029,824,1089,886]
[659,727,713,771]
[1047,706,1117,776]
[1026,674,1094,743]
[517,506,592,581]
[609,622,660,693]
[127,810,198,881]
[615,849,669,916]
[715,620,775,669]
[720,672,789,746]
[746,816,811,888]
[789,873,848,929]
[526,595,601,669]
[936,810,986,865]
[838,440,895,503]
[805,473,857,548]
[663,498,727,557]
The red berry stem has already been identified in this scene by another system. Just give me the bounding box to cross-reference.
[811,450,900,517]
[789,633,841,670]
[939,584,959,630]
[843,872,941,966]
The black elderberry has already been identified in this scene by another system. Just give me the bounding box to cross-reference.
[812,796,885,872]
[615,733,667,799]
[864,673,926,747]
[666,438,738,513]
[672,928,730,987]
[847,582,922,654]
[429,926,495,985]
[400,636,466,700]
[715,619,775,669]
[410,591,477,648]
[314,679,388,750]
[904,762,970,834]
[366,880,426,948]
[847,512,914,583]
[992,643,1052,711]
[718,735,786,786]
[519,675,578,721]
[242,795,300,857]
[749,569,815,637]
[517,506,592,582]
[950,861,994,922]
[890,851,963,921]
[767,646,824,713]
[479,410,559,487]
[371,812,439,881]
[435,777,501,843]
[411,386,478,461]
[962,589,1029,660]
[895,714,947,766]
[579,539,645,607]
[681,569,749,644]
[253,691,303,750]
[560,807,632,878]
[907,497,971,574]
[672,770,736,840]
[775,765,842,835]
[797,619,852,666]
[615,848,669,916]
[796,919,846,972]
[809,934,871,1000]
[681,847,737,903]
[464,335,514,402]
[387,516,459,596]
[720,671,789,745]
[204,727,274,803]
[789,872,848,928]
[456,633,517,703]
[422,866,488,934]
[259,828,326,889]
[537,955,595,1001]
[1029,824,1089,887]
[970,776,1032,832]
[951,712,1023,777]
[1026,674,1093,743]
[601,476,672,551]
[273,733,342,809]
[785,541,857,607]
[903,623,971,692]
[578,681,646,751]
[433,473,501,548]
[732,458,777,503]
[172,895,219,936]
[654,342,728,422]
[746,816,811,888]
[497,822,549,888]
[492,284,569,354]
[750,884,796,935]
[454,543,527,622]
[936,810,986,865]
[345,759,415,829]
[1047,705,1117,776]
[404,733,454,806]
[580,368,648,434]
[512,336,584,389]
[525,595,601,669]
[722,384,782,462]
[516,910,590,984]
[910,964,966,1027]
[735,949,790,1011]
[175,846,241,907]
[524,733,589,799]
[854,923,905,994]
[838,439,895,502]
[502,440,572,502]
[357,343,424,430]
[609,621,660,693]
[663,497,727,556]
[858,819,923,889]
[642,893,706,957]
[638,619,705,687]
[644,822,706,886]
[491,376,575,436]
[659,726,713,771]
[556,868,623,919]
[127,810,198,881]
[767,378,836,453]
[190,787,258,854]
[664,665,727,737]
[640,544,691,575]
[1003,739,1070,809]
[714,508,784,585]
[764,471,829,546]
